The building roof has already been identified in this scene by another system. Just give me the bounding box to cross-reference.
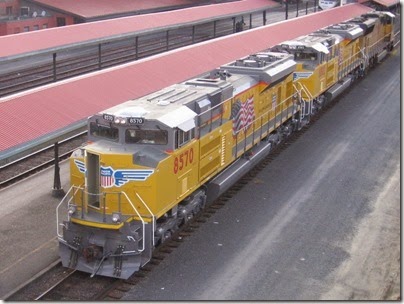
[0,0,279,59]
[0,4,374,155]
[29,0,207,19]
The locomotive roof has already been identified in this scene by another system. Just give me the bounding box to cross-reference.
[317,22,364,40]
[362,11,394,18]
[279,32,339,54]
[215,51,296,85]
[276,10,393,54]
[94,51,294,129]
[98,80,221,120]
[346,14,378,29]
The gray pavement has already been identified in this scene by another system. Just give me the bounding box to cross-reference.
[0,162,70,299]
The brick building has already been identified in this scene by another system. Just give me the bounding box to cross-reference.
[0,0,74,35]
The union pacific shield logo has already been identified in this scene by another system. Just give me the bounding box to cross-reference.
[100,166,115,188]
[100,166,154,188]
[293,72,313,81]
[74,160,154,188]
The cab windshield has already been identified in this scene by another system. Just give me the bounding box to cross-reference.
[90,122,119,141]
[126,129,168,145]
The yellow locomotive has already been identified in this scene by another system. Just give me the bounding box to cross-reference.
[57,10,396,278]
[273,11,396,112]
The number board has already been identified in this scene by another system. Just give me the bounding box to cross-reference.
[103,114,114,122]
[128,117,145,125]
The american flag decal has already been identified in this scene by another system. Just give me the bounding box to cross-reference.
[231,96,255,135]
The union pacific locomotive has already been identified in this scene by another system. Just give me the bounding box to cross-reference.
[57,10,396,278]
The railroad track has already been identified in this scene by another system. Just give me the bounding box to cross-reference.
[34,269,77,301]
[0,132,86,189]
[5,260,118,301]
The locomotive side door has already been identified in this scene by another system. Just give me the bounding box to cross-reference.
[85,151,101,207]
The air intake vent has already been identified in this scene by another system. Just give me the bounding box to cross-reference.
[244,60,260,67]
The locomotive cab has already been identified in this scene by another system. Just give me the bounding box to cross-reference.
[275,34,338,112]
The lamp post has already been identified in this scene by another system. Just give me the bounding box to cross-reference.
[52,142,65,198]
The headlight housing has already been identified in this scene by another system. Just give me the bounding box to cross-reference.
[68,204,77,216]
[112,212,121,223]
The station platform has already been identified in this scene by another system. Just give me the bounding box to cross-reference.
[0,0,279,60]
[0,161,70,299]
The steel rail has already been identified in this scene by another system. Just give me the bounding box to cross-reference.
[34,269,77,300]
[0,131,86,189]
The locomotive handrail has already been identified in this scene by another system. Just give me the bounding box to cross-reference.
[56,185,153,253]
[294,82,313,116]
[293,83,305,120]
[197,96,227,134]
[339,48,363,79]
[134,192,156,247]
[359,47,368,68]
[56,185,78,238]
[119,191,155,254]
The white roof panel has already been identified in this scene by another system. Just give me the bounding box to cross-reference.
[157,106,197,130]
[312,42,330,54]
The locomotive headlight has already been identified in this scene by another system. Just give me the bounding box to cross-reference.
[112,212,121,223]
[114,117,126,124]
[68,205,77,216]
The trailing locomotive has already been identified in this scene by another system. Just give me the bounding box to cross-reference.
[57,10,396,279]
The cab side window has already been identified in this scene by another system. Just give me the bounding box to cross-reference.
[175,129,195,148]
